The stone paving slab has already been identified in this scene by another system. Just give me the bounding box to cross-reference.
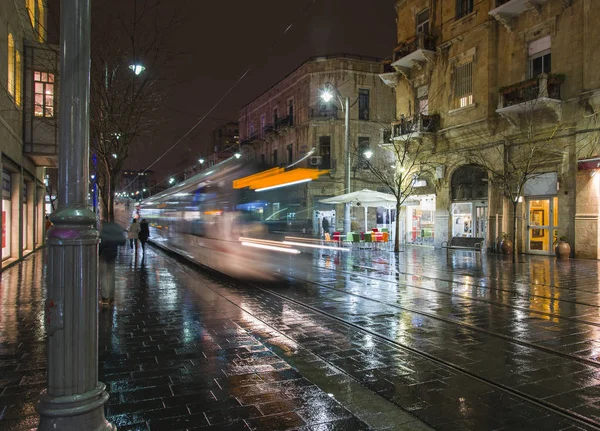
[0,248,425,430]
[148,234,599,430]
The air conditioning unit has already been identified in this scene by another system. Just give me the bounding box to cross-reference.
[309,156,322,166]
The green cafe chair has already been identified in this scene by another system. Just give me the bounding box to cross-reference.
[363,232,372,249]
[345,232,354,246]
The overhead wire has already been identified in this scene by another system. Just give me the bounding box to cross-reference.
[120,0,319,194]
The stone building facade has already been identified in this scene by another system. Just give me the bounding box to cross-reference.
[0,0,57,266]
[238,54,396,235]
[382,0,600,257]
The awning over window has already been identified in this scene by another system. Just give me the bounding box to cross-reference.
[578,157,600,170]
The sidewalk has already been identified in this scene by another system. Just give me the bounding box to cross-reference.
[0,245,427,430]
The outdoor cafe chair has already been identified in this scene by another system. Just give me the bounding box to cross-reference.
[345,232,354,246]
[363,232,372,249]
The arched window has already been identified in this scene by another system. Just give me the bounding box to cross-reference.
[15,51,21,107]
[37,0,45,42]
[26,0,35,27]
[7,34,14,97]
[451,165,488,200]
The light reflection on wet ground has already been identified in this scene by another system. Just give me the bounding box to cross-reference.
[3,244,600,430]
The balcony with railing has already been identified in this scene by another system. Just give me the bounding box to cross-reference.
[262,124,276,135]
[379,58,399,88]
[496,73,564,124]
[390,34,436,73]
[309,107,339,121]
[390,114,439,142]
[275,115,293,129]
[489,0,548,31]
[240,133,260,146]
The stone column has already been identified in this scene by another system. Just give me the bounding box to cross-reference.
[434,180,450,248]
[36,0,115,429]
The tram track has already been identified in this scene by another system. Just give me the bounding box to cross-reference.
[251,280,600,430]
[284,267,600,368]
[159,245,600,430]
[310,261,600,328]
[329,255,600,308]
[148,238,600,428]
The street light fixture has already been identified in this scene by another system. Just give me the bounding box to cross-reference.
[169,177,175,184]
[364,149,373,160]
[234,152,242,159]
[320,83,351,234]
[129,64,145,75]
[198,158,205,164]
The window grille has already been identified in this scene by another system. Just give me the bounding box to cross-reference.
[454,62,473,108]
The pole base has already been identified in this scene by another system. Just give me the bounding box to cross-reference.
[36,383,115,431]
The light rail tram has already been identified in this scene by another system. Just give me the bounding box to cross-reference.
[137,155,334,280]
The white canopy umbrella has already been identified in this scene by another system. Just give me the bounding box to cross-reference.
[320,189,396,232]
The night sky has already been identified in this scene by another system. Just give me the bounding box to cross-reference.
[49,0,397,183]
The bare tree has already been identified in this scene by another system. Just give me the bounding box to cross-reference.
[358,115,437,252]
[463,75,598,258]
[90,0,181,221]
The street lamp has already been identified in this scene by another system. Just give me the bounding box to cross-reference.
[198,158,205,164]
[234,152,242,159]
[129,64,145,75]
[169,177,175,184]
[364,149,373,160]
[320,83,351,234]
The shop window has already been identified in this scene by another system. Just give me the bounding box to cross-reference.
[34,71,55,117]
[2,171,11,259]
[405,196,435,245]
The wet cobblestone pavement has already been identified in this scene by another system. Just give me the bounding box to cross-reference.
[2,243,600,430]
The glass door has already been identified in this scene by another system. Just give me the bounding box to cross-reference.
[527,197,558,254]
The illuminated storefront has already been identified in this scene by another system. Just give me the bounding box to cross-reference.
[2,171,11,260]
[404,195,435,245]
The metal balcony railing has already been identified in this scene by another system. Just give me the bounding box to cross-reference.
[393,34,436,63]
[309,107,338,120]
[498,73,564,108]
[391,114,439,139]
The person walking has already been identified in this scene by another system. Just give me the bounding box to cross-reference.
[99,221,125,302]
[138,218,150,254]
[322,216,330,237]
[127,218,140,252]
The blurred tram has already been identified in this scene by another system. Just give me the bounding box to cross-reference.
[138,156,326,280]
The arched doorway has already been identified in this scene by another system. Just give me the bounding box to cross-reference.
[450,165,488,238]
